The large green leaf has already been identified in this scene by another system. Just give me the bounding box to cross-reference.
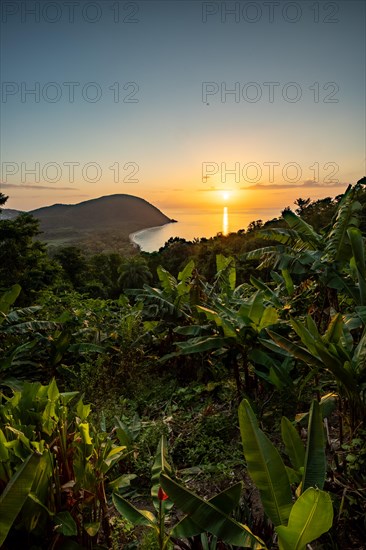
[324,185,361,263]
[174,324,210,337]
[101,445,126,473]
[276,488,333,550]
[322,314,344,344]
[112,493,157,527]
[177,336,228,354]
[353,327,366,375]
[157,266,177,295]
[68,343,105,354]
[244,245,292,270]
[197,306,237,338]
[2,320,58,334]
[238,400,292,526]
[178,259,195,284]
[0,428,9,462]
[54,511,78,536]
[281,269,294,296]
[281,417,305,472]
[0,284,21,317]
[302,401,326,492]
[42,378,60,436]
[282,210,322,249]
[348,226,366,305]
[258,307,278,332]
[313,341,358,394]
[290,317,319,356]
[173,482,243,538]
[249,276,282,307]
[266,330,320,368]
[21,450,53,533]
[0,452,42,546]
[247,291,265,326]
[161,474,265,548]
[216,254,236,291]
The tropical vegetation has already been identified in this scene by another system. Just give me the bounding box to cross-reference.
[0,179,366,548]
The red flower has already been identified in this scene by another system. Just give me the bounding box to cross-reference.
[158,486,169,501]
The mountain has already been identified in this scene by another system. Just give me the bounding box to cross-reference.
[28,194,174,253]
[31,194,172,232]
[0,208,22,220]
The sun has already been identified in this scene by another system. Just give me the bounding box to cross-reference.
[222,192,230,202]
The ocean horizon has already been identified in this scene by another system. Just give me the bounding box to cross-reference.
[131,206,282,252]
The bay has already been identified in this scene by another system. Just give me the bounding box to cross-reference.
[131,206,282,252]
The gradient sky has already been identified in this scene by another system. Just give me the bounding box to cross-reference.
[1,0,365,215]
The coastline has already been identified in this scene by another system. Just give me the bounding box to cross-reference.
[129,220,176,250]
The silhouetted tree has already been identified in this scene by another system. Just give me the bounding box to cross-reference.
[54,247,91,290]
[0,193,8,212]
[118,256,152,289]
[0,213,61,302]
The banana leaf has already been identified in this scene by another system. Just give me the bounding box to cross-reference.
[173,482,243,538]
[302,400,326,492]
[348,227,366,305]
[161,474,266,548]
[281,417,305,472]
[282,210,322,249]
[0,452,42,546]
[177,336,228,354]
[238,400,292,526]
[112,493,157,528]
[276,488,333,550]
[0,284,21,317]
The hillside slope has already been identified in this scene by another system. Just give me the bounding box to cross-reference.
[29,194,173,252]
[0,208,22,220]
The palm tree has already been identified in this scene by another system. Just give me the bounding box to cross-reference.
[118,256,152,290]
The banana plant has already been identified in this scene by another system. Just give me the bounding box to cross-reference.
[113,435,266,549]
[0,284,56,387]
[244,182,362,275]
[266,312,366,429]
[0,379,126,548]
[168,287,280,394]
[137,261,197,322]
[243,181,366,326]
[160,474,266,549]
[0,285,109,388]
[209,254,236,298]
[113,434,175,549]
[238,399,333,549]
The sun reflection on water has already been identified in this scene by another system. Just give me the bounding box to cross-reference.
[223,206,229,236]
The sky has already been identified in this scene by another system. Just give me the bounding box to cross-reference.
[1,0,365,216]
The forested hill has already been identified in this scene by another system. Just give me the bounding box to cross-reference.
[30,194,172,233]
[19,194,174,252]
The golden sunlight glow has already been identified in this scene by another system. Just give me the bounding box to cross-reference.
[222,192,230,202]
[222,206,229,235]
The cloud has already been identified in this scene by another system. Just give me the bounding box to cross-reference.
[242,181,349,191]
[0,183,79,190]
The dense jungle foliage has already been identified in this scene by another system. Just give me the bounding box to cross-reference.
[0,179,366,549]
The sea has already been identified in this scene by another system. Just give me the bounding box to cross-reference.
[130,206,282,252]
